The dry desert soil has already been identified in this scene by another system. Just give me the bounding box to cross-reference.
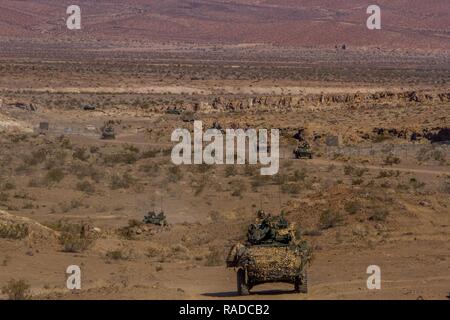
[0,1,449,300]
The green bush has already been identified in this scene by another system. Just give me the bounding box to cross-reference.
[1,279,31,300]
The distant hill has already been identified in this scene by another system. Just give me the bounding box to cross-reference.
[0,0,448,49]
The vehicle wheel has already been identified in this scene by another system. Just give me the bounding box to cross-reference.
[237,269,250,296]
[294,271,308,294]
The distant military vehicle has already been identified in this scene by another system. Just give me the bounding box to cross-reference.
[226,212,311,295]
[143,211,168,227]
[100,121,116,140]
[101,126,115,140]
[83,104,96,111]
[293,142,313,159]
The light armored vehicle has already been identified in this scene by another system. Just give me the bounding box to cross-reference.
[143,211,168,227]
[293,142,313,159]
[226,212,311,295]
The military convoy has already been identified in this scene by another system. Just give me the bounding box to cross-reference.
[226,212,312,295]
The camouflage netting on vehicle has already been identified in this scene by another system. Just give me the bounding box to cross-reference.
[241,245,303,281]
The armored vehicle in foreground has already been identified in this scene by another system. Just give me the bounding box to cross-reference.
[226,212,311,295]
[293,141,313,159]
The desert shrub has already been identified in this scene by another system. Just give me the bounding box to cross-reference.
[204,247,223,266]
[2,181,16,191]
[22,203,34,209]
[416,146,445,163]
[105,249,131,261]
[302,229,322,236]
[171,244,190,258]
[430,149,445,162]
[141,149,159,159]
[117,219,144,240]
[70,163,102,182]
[377,170,399,178]
[139,163,159,176]
[344,165,367,177]
[76,181,96,194]
[10,134,28,143]
[0,223,29,239]
[90,146,99,154]
[344,201,361,215]
[250,175,270,191]
[318,209,342,230]
[161,148,172,157]
[59,199,84,213]
[0,192,8,202]
[59,231,95,253]
[167,166,183,182]
[146,244,166,258]
[197,163,213,174]
[72,147,90,161]
[225,166,237,177]
[23,148,47,166]
[384,154,401,165]
[2,255,10,266]
[368,208,389,222]
[443,181,450,194]
[291,169,307,182]
[243,164,257,176]
[48,220,96,252]
[194,178,207,196]
[58,136,72,149]
[111,173,135,190]
[281,183,302,195]
[123,144,140,153]
[354,168,368,177]
[103,152,138,165]
[343,165,354,176]
[273,174,288,185]
[1,279,31,300]
[230,179,246,197]
[45,168,65,184]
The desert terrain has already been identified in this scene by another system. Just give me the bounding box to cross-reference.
[0,1,449,301]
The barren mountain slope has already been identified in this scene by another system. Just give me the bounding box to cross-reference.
[0,0,448,49]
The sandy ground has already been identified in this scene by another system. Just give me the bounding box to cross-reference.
[0,45,449,300]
